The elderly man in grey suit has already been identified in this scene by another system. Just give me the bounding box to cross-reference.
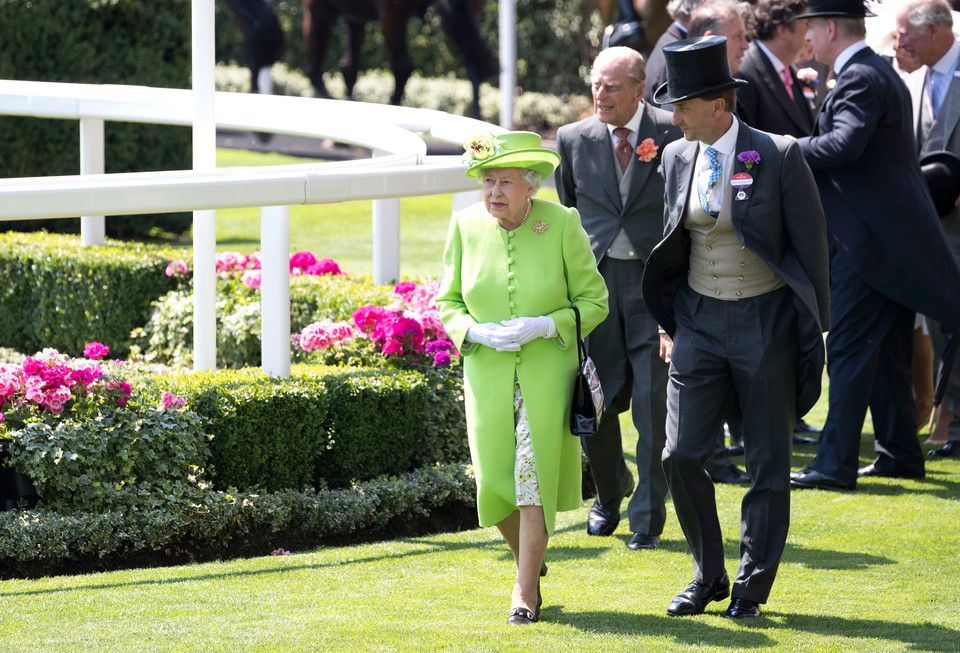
[897,0,960,457]
[555,46,682,551]
[642,35,830,618]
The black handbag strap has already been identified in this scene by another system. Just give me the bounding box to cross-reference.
[573,306,586,368]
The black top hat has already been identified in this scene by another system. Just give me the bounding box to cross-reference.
[653,36,748,106]
[797,0,874,19]
[921,151,960,218]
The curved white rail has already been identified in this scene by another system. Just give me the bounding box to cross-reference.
[0,80,503,375]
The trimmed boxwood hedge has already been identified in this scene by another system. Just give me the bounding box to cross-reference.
[142,364,468,492]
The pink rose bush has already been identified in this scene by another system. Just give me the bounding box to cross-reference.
[295,280,458,369]
[0,343,188,437]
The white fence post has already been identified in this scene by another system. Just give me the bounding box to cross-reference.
[79,117,105,246]
[372,198,401,285]
[261,204,291,376]
[192,0,217,372]
[499,0,516,129]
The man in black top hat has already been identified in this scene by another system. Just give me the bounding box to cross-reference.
[791,0,960,491]
[641,35,830,619]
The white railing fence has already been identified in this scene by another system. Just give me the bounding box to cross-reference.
[0,80,500,376]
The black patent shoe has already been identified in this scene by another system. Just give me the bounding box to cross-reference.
[667,574,731,616]
[723,597,761,619]
[507,607,538,625]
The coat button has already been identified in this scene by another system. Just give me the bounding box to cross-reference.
[715,290,721,295]
[509,301,516,308]
[507,271,515,279]
[507,244,515,251]
[508,286,515,293]
[736,290,742,297]
[507,258,514,264]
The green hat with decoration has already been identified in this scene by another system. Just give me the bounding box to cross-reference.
[462,131,561,181]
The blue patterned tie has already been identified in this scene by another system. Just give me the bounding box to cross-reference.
[697,146,721,217]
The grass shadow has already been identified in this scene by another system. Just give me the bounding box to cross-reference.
[548,608,777,647]
[783,544,895,571]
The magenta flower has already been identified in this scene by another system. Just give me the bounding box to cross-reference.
[394,281,417,295]
[432,352,451,367]
[215,251,249,274]
[84,341,110,360]
[303,258,343,276]
[289,251,317,272]
[352,305,392,335]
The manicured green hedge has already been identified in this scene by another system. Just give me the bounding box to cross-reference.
[0,463,478,578]
[0,232,186,358]
[0,0,193,238]
[143,364,469,492]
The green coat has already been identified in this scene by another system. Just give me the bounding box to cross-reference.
[437,198,609,535]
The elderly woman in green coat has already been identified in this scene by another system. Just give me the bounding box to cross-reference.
[437,131,609,626]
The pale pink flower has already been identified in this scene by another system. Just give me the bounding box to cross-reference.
[165,259,188,277]
[159,391,188,410]
[241,269,262,290]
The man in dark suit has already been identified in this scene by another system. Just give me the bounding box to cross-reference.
[645,0,709,106]
[897,0,960,457]
[737,0,814,138]
[556,46,683,550]
[791,0,960,491]
[642,35,830,619]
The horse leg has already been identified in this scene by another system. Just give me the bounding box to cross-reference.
[340,20,366,101]
[302,0,337,98]
[380,9,415,106]
[436,0,497,118]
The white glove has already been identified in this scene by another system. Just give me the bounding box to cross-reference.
[466,322,517,350]
[497,316,557,350]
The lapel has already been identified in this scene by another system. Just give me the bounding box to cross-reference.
[582,118,623,211]
[624,103,669,209]
[669,139,698,234]
[730,121,756,232]
[907,67,925,146]
[924,56,960,155]
[753,46,810,133]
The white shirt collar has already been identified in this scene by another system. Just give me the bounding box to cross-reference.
[605,103,644,143]
[833,40,869,75]
[930,37,960,76]
[756,41,787,74]
[700,117,739,160]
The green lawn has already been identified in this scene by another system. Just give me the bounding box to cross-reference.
[0,150,955,651]
[0,402,957,652]
[213,148,562,281]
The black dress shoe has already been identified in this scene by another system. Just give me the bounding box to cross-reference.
[506,607,537,625]
[792,434,817,446]
[724,444,745,457]
[627,533,661,550]
[707,464,750,484]
[790,468,854,490]
[586,478,635,536]
[723,597,761,619]
[857,461,925,479]
[928,442,960,458]
[794,418,821,434]
[667,574,731,616]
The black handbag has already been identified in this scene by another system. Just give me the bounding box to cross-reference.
[570,307,605,437]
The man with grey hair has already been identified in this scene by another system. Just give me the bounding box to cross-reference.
[897,0,960,457]
[688,0,752,73]
[644,0,710,105]
[556,46,682,550]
